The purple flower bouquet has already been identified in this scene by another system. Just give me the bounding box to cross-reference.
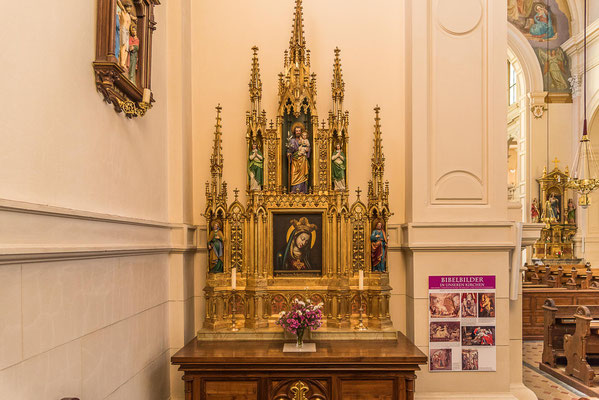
[276,299,323,347]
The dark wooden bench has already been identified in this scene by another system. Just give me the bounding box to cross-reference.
[523,290,599,340]
[542,299,581,367]
[564,306,599,386]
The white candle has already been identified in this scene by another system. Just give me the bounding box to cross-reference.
[143,88,151,104]
[359,270,364,290]
[231,267,237,290]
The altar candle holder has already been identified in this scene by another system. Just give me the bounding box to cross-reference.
[230,289,240,332]
[355,270,368,331]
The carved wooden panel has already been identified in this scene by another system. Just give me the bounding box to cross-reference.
[339,379,395,400]
[205,380,258,400]
[270,379,328,400]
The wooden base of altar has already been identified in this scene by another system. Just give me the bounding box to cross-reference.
[171,332,427,400]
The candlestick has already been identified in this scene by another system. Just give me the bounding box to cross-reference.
[355,270,367,331]
[231,267,237,290]
[230,289,239,332]
[359,270,364,290]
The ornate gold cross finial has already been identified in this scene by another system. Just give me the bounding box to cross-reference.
[356,187,362,201]
[552,157,560,170]
[234,188,239,201]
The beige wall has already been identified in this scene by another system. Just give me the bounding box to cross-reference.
[0,0,191,399]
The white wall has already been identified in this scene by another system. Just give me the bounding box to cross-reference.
[0,1,187,399]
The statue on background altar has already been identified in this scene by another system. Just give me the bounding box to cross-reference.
[370,219,387,272]
[248,141,264,191]
[543,197,556,222]
[531,198,540,222]
[567,199,576,224]
[287,123,310,193]
[550,193,561,222]
[331,142,346,190]
[207,221,224,273]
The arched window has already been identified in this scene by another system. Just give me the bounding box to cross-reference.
[508,60,518,105]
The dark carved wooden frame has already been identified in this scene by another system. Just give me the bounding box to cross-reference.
[93,0,160,117]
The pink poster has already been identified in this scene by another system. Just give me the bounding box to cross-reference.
[428,275,496,372]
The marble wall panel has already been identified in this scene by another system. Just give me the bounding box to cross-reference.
[0,265,22,370]
[21,258,117,358]
[0,340,81,400]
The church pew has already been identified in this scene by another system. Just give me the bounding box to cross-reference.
[542,299,580,367]
[523,289,599,340]
[564,306,599,386]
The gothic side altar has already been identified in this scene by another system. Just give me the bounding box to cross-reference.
[172,1,426,397]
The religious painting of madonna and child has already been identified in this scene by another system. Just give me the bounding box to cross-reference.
[272,213,323,276]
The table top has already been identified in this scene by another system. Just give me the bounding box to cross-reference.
[171,331,427,366]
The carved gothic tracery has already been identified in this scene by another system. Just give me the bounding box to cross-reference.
[201,0,393,333]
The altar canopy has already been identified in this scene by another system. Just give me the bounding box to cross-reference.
[201,0,393,332]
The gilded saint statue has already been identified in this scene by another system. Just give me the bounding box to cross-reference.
[331,142,346,190]
[543,196,557,223]
[370,219,387,272]
[531,198,540,223]
[248,141,264,191]
[207,221,224,273]
[567,199,576,224]
[287,123,310,193]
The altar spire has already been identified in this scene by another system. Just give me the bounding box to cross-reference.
[368,106,389,214]
[331,47,345,115]
[206,104,227,215]
[289,0,307,66]
[249,46,262,113]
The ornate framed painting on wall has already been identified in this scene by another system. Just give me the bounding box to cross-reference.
[93,0,160,117]
[272,212,324,277]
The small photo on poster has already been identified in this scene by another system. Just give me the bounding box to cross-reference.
[462,349,479,370]
[429,293,460,318]
[461,326,495,346]
[430,321,461,342]
[478,293,495,318]
[461,293,477,318]
[430,348,453,371]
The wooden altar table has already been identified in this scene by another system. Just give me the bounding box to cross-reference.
[171,332,427,400]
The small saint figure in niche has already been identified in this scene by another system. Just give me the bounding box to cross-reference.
[370,219,387,272]
[531,198,540,223]
[276,217,317,270]
[247,141,264,191]
[331,141,346,191]
[207,221,224,273]
[543,196,556,222]
[287,123,310,193]
[128,23,140,83]
[567,199,576,224]
[116,0,137,71]
[549,193,561,222]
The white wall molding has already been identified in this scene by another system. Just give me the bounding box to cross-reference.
[0,198,197,264]
[401,222,542,251]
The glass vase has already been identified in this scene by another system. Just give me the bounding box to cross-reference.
[296,327,305,348]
